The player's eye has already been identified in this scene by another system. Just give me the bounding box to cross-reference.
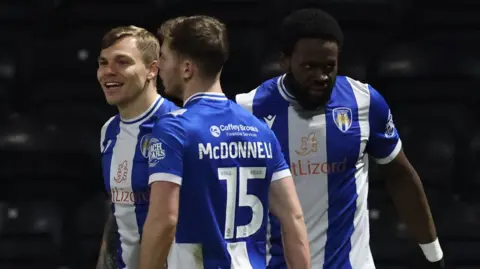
[325,64,335,71]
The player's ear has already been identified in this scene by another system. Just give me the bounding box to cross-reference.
[147,60,159,80]
[182,60,193,80]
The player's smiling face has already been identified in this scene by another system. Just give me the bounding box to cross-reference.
[287,38,339,108]
[158,41,184,99]
[97,36,151,106]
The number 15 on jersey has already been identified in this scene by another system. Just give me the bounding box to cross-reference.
[218,167,267,240]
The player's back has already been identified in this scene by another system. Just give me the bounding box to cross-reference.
[166,92,286,269]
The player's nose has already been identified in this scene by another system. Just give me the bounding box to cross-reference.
[101,63,118,75]
[310,68,326,80]
[314,72,329,82]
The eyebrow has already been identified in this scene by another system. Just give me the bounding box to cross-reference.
[97,54,134,62]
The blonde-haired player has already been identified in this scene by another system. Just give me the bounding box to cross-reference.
[96,25,178,269]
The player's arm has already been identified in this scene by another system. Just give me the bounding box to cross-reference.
[96,210,117,269]
[367,86,443,265]
[97,118,117,269]
[270,176,310,269]
[139,115,185,269]
[140,181,179,269]
[268,133,310,269]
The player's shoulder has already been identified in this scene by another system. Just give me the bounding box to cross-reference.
[335,76,386,105]
[153,108,189,131]
[153,96,180,116]
[335,76,369,95]
[231,102,273,132]
[235,75,284,108]
[101,115,119,133]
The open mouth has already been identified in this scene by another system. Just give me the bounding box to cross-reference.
[104,82,124,90]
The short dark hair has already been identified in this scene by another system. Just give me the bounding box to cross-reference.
[158,15,229,78]
[280,8,343,56]
[101,25,160,64]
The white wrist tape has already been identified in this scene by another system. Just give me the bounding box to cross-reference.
[419,238,443,262]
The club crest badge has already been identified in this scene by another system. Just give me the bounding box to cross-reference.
[332,107,353,132]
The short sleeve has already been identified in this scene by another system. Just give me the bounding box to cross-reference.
[234,87,258,113]
[100,116,115,153]
[269,130,291,181]
[148,114,186,185]
[100,125,107,153]
[366,85,402,165]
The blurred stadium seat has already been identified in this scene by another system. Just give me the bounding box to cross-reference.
[445,241,480,265]
[66,2,157,25]
[393,105,459,190]
[65,194,108,269]
[26,27,106,81]
[368,188,416,264]
[29,79,114,127]
[222,26,267,96]
[0,40,20,115]
[293,0,410,27]
[463,130,480,191]
[417,0,480,35]
[437,201,480,241]
[0,114,101,201]
[372,32,480,103]
[0,201,61,268]
[0,1,59,24]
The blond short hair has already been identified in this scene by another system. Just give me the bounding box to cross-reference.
[101,25,160,65]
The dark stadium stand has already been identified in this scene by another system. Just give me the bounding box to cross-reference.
[0,0,478,268]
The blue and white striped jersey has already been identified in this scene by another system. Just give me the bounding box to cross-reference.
[236,75,402,269]
[100,95,179,269]
[147,92,291,269]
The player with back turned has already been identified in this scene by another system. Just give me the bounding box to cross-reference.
[137,16,310,269]
[236,8,445,269]
[96,26,179,269]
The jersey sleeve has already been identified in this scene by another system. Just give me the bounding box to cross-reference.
[148,114,186,186]
[366,85,402,165]
[269,129,291,182]
[234,87,258,113]
[100,124,107,152]
[100,116,115,153]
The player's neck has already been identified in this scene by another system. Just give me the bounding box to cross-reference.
[182,75,223,103]
[117,86,159,121]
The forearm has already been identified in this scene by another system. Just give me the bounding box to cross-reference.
[281,215,311,269]
[385,170,437,244]
[96,211,117,269]
[269,176,310,268]
[138,218,176,269]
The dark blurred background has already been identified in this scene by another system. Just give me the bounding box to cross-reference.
[0,0,479,268]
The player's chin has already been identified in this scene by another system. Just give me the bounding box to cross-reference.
[307,88,331,102]
[305,93,327,106]
[307,88,327,98]
[104,95,124,106]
